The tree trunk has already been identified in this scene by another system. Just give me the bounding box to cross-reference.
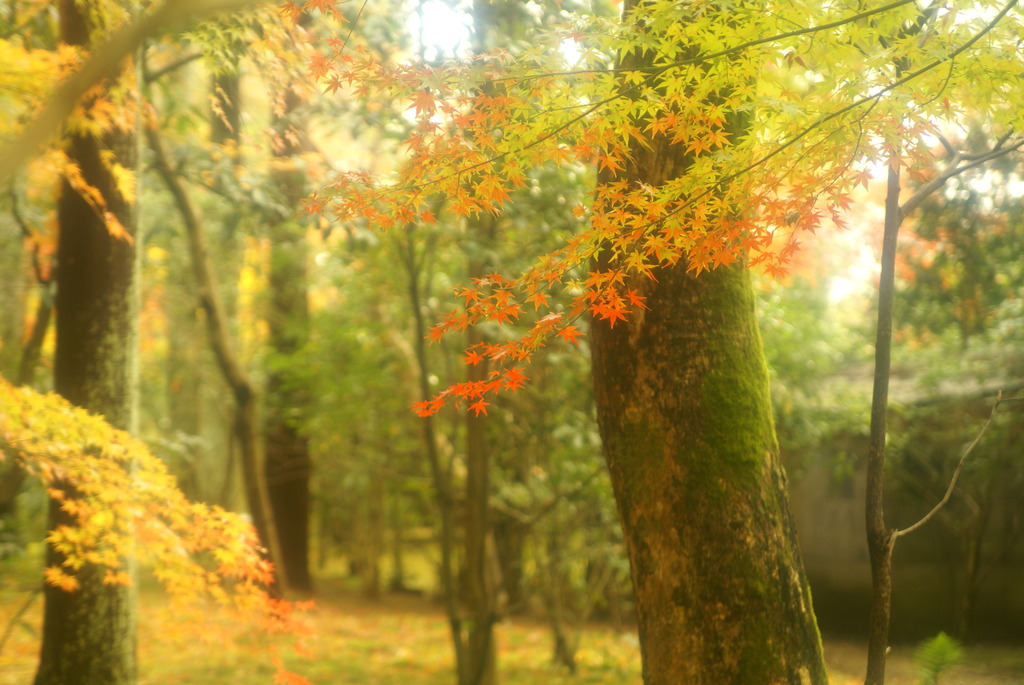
[463,325,497,685]
[264,79,314,594]
[146,123,287,593]
[589,3,826,683]
[397,227,465,672]
[34,3,138,682]
[591,264,826,684]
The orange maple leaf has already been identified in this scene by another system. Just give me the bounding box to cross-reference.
[625,289,649,310]
[408,89,436,116]
[556,325,584,345]
[501,368,527,391]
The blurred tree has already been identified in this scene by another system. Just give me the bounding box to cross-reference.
[264,12,316,596]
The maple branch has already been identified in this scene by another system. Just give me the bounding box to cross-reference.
[388,0,1016,234]
[0,589,40,655]
[390,92,620,198]
[496,0,921,83]
[894,394,1022,540]
[726,0,1016,193]
[143,52,204,82]
[336,0,369,57]
[611,0,1013,251]
[933,131,958,158]
[0,0,262,185]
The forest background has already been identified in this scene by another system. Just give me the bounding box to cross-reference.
[0,0,1023,684]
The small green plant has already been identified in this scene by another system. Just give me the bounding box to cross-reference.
[915,631,964,685]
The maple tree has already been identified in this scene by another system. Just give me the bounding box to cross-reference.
[299,0,1024,415]
[3,0,1022,682]
[290,0,1024,682]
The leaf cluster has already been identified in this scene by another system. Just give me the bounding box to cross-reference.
[0,377,313,682]
[295,0,1024,414]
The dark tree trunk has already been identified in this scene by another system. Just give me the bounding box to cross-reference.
[589,2,826,683]
[34,3,138,682]
[463,325,497,685]
[264,79,314,594]
[264,218,313,593]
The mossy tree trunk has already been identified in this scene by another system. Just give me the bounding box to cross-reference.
[589,2,827,683]
[591,263,827,684]
[34,2,138,683]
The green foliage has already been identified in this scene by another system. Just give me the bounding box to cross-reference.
[915,631,964,685]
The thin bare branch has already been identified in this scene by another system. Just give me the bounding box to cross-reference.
[900,138,1024,219]
[143,52,204,83]
[0,590,40,656]
[895,393,1022,539]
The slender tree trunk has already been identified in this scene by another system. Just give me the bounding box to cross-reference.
[589,3,826,683]
[34,3,138,682]
[146,124,287,593]
[463,323,497,685]
[398,228,466,676]
[864,163,901,685]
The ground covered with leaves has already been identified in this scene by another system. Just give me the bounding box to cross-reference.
[1,572,1022,684]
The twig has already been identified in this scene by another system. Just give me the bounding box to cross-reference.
[900,138,1024,220]
[896,394,1024,540]
[143,52,204,83]
[0,589,40,655]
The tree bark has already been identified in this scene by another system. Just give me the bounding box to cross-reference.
[589,2,827,683]
[592,262,826,684]
[34,3,138,682]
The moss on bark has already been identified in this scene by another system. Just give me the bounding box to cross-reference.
[593,263,826,685]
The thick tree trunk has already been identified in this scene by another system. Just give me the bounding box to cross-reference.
[589,2,826,683]
[35,3,138,682]
[591,263,826,684]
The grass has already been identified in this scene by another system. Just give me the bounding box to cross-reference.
[2,572,1023,684]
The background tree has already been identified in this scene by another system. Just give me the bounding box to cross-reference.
[263,18,316,595]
